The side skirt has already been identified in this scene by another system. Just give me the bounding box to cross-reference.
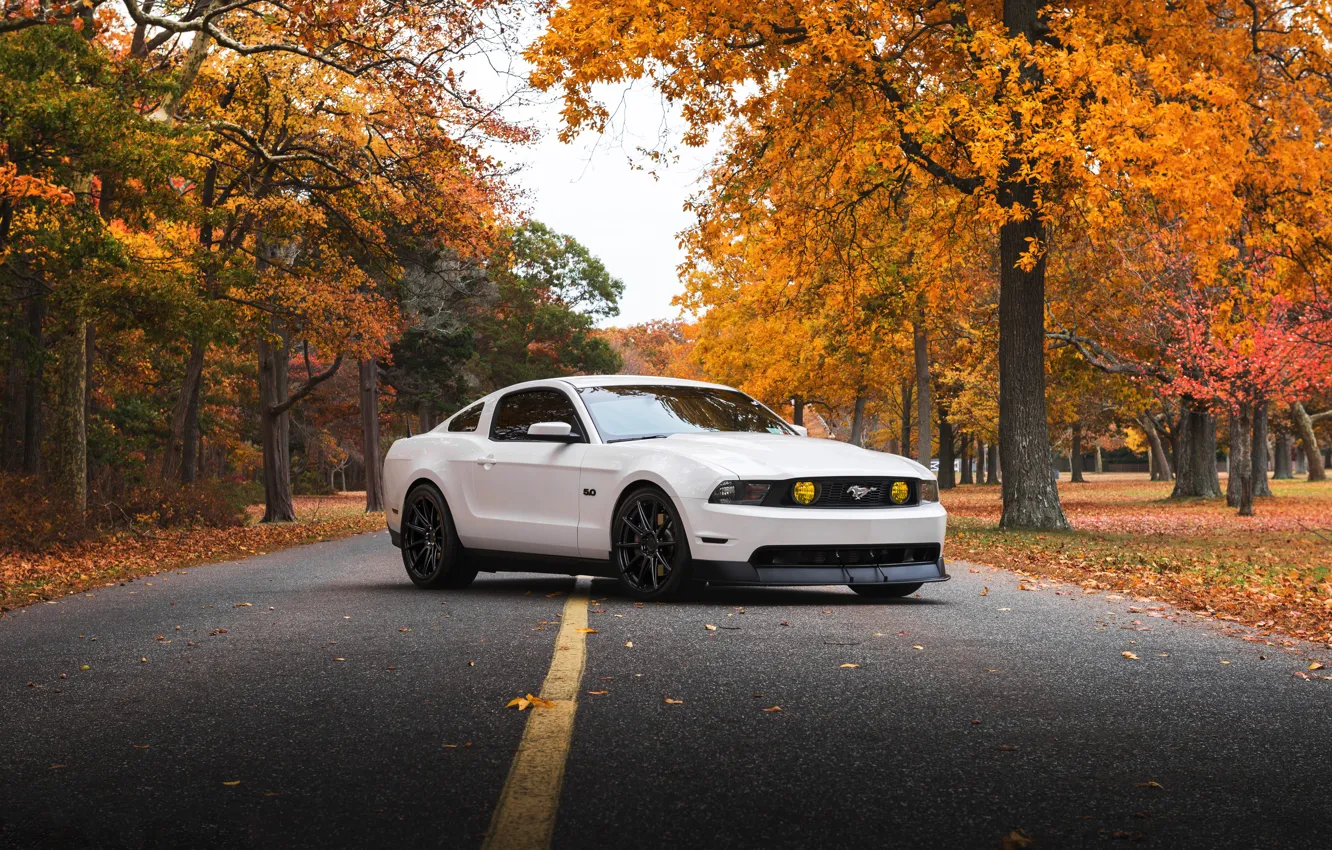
[466,549,617,579]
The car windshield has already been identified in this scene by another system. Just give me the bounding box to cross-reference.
[577,385,792,442]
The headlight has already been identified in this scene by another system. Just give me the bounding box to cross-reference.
[709,480,772,505]
[919,479,939,502]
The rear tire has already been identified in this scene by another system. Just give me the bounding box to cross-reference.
[850,583,923,599]
[611,485,692,601]
[400,484,477,589]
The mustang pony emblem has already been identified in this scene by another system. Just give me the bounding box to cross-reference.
[847,484,877,501]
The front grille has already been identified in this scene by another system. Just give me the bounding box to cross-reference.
[751,544,940,568]
[764,477,918,508]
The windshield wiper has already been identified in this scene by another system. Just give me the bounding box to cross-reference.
[607,434,671,443]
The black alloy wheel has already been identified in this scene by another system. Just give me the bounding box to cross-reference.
[850,582,923,599]
[400,485,476,589]
[612,486,692,600]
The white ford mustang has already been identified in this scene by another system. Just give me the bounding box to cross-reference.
[383,375,948,600]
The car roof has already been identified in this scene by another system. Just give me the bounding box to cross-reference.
[559,374,734,391]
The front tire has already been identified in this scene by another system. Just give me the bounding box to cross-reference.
[850,583,923,599]
[612,486,692,601]
[400,484,477,589]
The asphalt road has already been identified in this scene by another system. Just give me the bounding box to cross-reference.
[3,531,1331,849]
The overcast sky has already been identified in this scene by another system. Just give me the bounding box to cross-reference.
[470,43,719,328]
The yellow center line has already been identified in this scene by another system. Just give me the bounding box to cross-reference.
[482,577,592,850]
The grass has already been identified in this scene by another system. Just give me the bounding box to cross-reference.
[1,493,384,612]
[943,474,1332,645]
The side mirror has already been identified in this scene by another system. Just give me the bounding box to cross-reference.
[791,424,809,437]
[527,421,576,441]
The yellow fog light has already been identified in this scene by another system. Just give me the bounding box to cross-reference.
[792,481,817,505]
[890,481,910,504]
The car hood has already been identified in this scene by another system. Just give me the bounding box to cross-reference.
[645,433,932,480]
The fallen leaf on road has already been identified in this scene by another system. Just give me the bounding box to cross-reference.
[997,745,1018,751]
[705,624,717,631]
[50,764,65,769]
[139,657,147,663]
[443,744,458,748]
[998,608,1012,612]
[762,706,782,712]
[913,645,924,650]
[780,621,790,627]
[840,663,860,669]
[1309,662,1325,671]
[223,781,240,787]
[1017,584,1031,591]
[980,587,989,597]
[1137,781,1164,789]
[575,628,598,634]
[132,744,150,749]
[587,690,609,695]
[625,641,633,648]
[1000,829,1034,849]
[664,697,683,704]
[233,603,252,608]
[79,665,90,671]
[467,661,475,666]
[1221,660,1231,665]
[1122,652,1139,660]
[507,693,557,711]
[545,592,564,598]
[333,657,345,662]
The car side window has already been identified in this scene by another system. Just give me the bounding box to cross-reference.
[446,402,484,433]
[491,390,583,442]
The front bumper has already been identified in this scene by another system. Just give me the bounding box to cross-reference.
[677,497,948,586]
[693,555,949,586]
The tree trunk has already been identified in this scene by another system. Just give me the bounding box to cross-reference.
[1171,405,1221,498]
[181,354,202,485]
[258,328,295,522]
[53,315,88,515]
[1070,421,1085,482]
[938,415,955,489]
[1252,401,1271,498]
[914,321,930,465]
[2,291,44,472]
[959,435,973,485]
[1095,444,1103,474]
[418,399,433,434]
[1273,431,1293,479]
[1139,414,1172,481]
[1291,402,1326,482]
[792,395,804,427]
[850,393,868,447]
[162,341,206,482]
[995,0,1067,529]
[14,292,46,474]
[987,440,999,484]
[899,378,912,453]
[1231,403,1254,516]
[359,358,384,513]
[1226,410,1242,508]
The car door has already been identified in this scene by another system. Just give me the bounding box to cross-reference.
[465,388,588,557]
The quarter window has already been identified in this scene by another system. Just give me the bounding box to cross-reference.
[446,402,484,433]
[490,390,584,442]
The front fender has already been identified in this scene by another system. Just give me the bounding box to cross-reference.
[577,448,735,560]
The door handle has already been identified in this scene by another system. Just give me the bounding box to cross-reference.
[476,455,498,467]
